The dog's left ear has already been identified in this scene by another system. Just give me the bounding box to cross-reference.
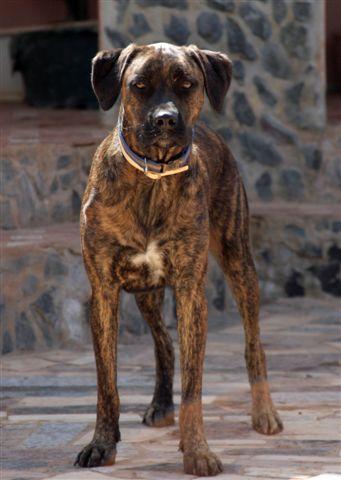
[91,44,138,110]
[189,46,232,112]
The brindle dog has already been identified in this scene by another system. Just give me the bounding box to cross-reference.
[75,42,283,476]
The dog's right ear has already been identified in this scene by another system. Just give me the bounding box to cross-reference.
[91,45,138,111]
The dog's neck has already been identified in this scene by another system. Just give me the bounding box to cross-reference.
[117,128,191,180]
[117,111,192,180]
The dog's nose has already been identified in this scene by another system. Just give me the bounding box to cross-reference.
[152,108,178,130]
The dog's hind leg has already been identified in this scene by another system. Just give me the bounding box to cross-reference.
[211,184,283,435]
[135,289,175,427]
[218,243,283,434]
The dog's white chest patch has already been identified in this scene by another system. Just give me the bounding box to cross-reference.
[131,241,164,282]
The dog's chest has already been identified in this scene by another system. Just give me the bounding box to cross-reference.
[83,178,204,291]
[86,195,173,291]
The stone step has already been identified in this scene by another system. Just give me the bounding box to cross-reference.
[2,104,340,231]
[250,202,341,300]
[0,223,176,354]
[1,104,106,230]
[1,203,340,353]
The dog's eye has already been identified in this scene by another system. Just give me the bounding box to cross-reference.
[135,82,146,89]
[181,81,192,89]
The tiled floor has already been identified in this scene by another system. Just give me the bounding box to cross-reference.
[2,298,341,480]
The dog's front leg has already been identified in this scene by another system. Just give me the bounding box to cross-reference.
[75,285,120,468]
[175,281,223,477]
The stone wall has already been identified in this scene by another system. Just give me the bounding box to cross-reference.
[99,0,340,206]
[0,146,92,230]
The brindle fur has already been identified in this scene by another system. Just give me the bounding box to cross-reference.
[75,43,283,476]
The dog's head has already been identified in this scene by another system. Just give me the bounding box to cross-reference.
[91,43,232,160]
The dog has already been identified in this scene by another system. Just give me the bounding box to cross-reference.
[75,42,283,477]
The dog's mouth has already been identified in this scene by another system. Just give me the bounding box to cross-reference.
[140,127,190,152]
[151,133,182,149]
[142,134,189,162]
[120,118,192,162]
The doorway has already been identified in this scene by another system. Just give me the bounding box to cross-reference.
[326,0,341,121]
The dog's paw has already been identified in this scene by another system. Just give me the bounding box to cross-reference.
[143,402,175,427]
[74,441,116,468]
[252,407,283,435]
[183,448,223,476]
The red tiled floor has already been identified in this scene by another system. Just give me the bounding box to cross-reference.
[2,297,341,480]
